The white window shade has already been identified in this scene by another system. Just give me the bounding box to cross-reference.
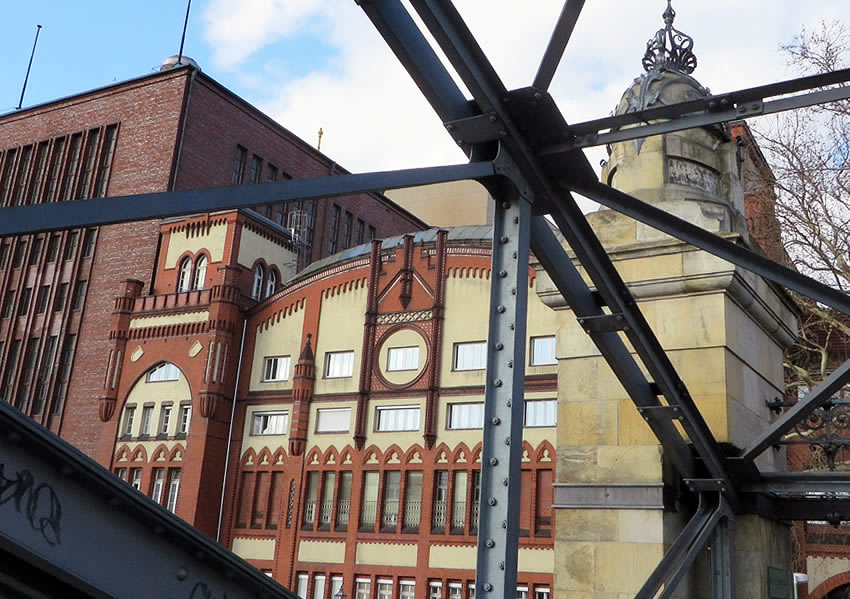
[316,407,351,433]
[530,336,557,366]
[252,411,289,435]
[387,346,420,371]
[448,403,485,429]
[454,342,487,371]
[524,399,557,427]
[326,351,354,378]
[376,406,420,432]
[263,355,291,381]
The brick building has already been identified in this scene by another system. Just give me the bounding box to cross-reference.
[0,60,425,459]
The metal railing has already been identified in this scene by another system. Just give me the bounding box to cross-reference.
[451,501,466,530]
[432,499,447,530]
[360,500,377,527]
[403,500,421,529]
[319,500,334,525]
[302,499,316,526]
[382,499,399,528]
[336,499,350,528]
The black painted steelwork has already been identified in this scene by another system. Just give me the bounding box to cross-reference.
[4,0,850,596]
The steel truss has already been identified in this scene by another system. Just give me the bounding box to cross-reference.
[4,1,850,597]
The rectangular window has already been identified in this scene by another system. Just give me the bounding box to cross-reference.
[249,156,262,184]
[95,124,118,197]
[331,577,343,599]
[360,471,379,529]
[533,589,550,599]
[53,334,76,414]
[13,145,32,205]
[140,405,154,436]
[401,582,415,599]
[45,138,65,202]
[376,406,420,432]
[356,219,366,244]
[62,134,83,201]
[2,290,15,318]
[1,340,21,403]
[454,341,487,371]
[166,469,181,512]
[82,229,97,258]
[315,407,351,433]
[12,241,26,267]
[530,336,557,366]
[319,471,336,527]
[377,580,393,599]
[303,471,319,527]
[0,243,8,270]
[448,403,485,430]
[328,204,341,254]
[18,287,32,316]
[33,335,58,413]
[77,128,100,199]
[336,471,352,530]
[369,225,376,240]
[53,283,68,312]
[430,582,443,599]
[297,575,309,599]
[46,235,60,262]
[123,406,136,437]
[451,471,467,531]
[34,285,50,314]
[232,146,247,184]
[160,405,173,435]
[29,142,48,204]
[262,355,291,382]
[130,468,142,491]
[432,471,448,532]
[524,399,557,427]
[382,471,401,530]
[342,211,353,248]
[28,237,42,265]
[1,148,18,204]
[115,468,127,482]
[251,411,289,435]
[516,588,528,599]
[178,405,192,435]
[403,471,423,531]
[449,584,463,599]
[151,468,165,504]
[71,280,87,310]
[267,164,278,182]
[312,575,326,599]
[325,351,354,378]
[64,231,79,260]
[356,580,371,599]
[387,346,420,371]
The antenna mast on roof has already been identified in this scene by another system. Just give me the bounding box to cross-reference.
[177,0,192,66]
[17,25,42,111]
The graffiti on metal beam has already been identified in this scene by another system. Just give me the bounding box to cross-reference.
[0,462,62,545]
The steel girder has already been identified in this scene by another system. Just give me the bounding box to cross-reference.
[2,0,850,597]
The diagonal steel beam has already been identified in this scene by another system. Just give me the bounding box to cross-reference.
[532,0,585,91]
[744,472,850,494]
[743,359,850,460]
[0,162,494,235]
[544,83,850,151]
[566,179,850,316]
[530,217,695,477]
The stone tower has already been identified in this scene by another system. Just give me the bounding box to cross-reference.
[544,2,800,596]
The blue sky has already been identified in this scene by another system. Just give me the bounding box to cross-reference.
[2,1,848,177]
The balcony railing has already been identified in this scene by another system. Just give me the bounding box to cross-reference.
[471,500,480,533]
[319,500,334,526]
[303,499,317,526]
[403,500,421,530]
[451,501,466,530]
[360,500,377,528]
[432,500,447,530]
[336,499,350,529]
[381,500,399,528]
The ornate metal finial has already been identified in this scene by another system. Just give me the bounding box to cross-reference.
[642,0,697,74]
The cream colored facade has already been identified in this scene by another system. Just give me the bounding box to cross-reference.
[386,180,493,228]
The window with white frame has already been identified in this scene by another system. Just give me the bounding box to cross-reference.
[147,362,180,382]
[387,346,420,371]
[376,405,420,432]
[453,341,487,371]
[296,574,309,599]
[331,577,343,599]
[448,402,485,430]
[252,264,265,300]
[166,469,181,513]
[356,579,371,599]
[160,405,173,435]
[251,411,289,435]
[263,355,291,382]
[325,350,354,378]
[130,468,142,490]
[315,407,351,433]
[265,270,277,298]
[140,406,153,436]
[178,405,192,435]
[151,468,165,504]
[400,582,416,599]
[193,255,208,290]
[524,399,557,427]
[429,582,443,599]
[516,588,528,599]
[377,580,393,599]
[177,257,192,292]
[313,575,326,599]
[534,588,550,599]
[448,583,463,599]
[530,335,557,366]
[122,406,136,436]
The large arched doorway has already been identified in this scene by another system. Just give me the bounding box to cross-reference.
[828,584,850,599]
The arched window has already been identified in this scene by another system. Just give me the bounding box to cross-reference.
[177,257,192,292]
[265,269,277,298]
[193,255,208,290]
[252,264,264,299]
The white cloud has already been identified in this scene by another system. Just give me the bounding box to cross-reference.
[201,0,847,178]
